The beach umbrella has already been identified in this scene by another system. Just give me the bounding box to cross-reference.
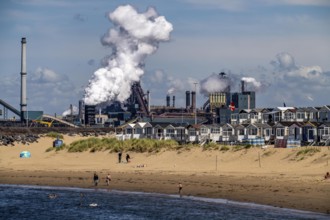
[20,151,31,158]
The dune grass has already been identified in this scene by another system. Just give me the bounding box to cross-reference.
[45,132,64,139]
[45,137,263,154]
[296,147,321,156]
[59,138,180,153]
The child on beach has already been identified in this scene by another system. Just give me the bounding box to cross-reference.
[106,173,111,186]
[93,172,99,186]
[178,183,183,197]
[325,172,330,180]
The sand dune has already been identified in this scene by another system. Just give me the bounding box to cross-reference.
[0,135,329,214]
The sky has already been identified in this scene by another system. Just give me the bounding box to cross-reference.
[0,0,329,117]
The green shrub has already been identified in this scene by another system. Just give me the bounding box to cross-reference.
[64,137,180,153]
[45,132,63,139]
[244,144,252,149]
[220,146,230,151]
[232,145,244,151]
[203,142,219,150]
[296,147,320,156]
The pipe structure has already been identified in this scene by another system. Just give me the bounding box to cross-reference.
[20,37,27,122]
[191,91,196,112]
[147,90,150,112]
[172,95,175,107]
[241,80,245,93]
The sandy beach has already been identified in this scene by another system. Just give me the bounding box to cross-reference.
[0,134,329,214]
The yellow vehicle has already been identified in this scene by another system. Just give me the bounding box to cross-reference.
[32,119,54,127]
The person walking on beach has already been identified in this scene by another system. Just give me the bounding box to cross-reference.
[106,173,111,186]
[93,172,99,186]
[178,183,183,197]
[126,153,131,163]
[118,151,122,163]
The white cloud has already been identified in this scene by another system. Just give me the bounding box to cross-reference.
[259,52,330,107]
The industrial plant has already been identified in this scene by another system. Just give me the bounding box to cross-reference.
[1,38,329,147]
[0,38,255,128]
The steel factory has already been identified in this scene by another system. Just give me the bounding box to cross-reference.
[1,38,329,147]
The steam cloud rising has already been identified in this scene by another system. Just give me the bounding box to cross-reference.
[199,73,267,96]
[84,5,173,105]
[241,77,261,89]
[199,73,232,96]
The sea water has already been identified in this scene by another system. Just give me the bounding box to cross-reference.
[0,184,328,220]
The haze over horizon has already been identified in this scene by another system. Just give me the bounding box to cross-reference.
[0,0,329,116]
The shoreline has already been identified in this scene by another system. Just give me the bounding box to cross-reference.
[0,135,330,214]
[0,169,329,214]
[1,182,328,218]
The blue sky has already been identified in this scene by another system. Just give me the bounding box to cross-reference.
[0,0,329,116]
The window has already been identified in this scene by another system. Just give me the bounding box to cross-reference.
[176,128,185,137]
[265,128,272,136]
[145,127,152,135]
[211,128,220,134]
[223,128,232,136]
[135,128,142,134]
[249,128,257,135]
[166,129,175,137]
[324,127,330,135]
[239,114,248,119]
[201,127,208,134]
[189,129,196,136]
[276,128,285,136]
[297,112,305,120]
[126,128,132,134]
[238,129,244,135]
[284,112,294,120]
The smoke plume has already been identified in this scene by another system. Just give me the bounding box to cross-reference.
[62,106,78,117]
[84,5,173,105]
[199,73,232,96]
[241,77,261,89]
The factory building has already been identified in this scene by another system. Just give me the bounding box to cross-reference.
[231,81,256,111]
[84,105,96,126]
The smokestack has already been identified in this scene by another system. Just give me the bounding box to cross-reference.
[20,37,27,122]
[241,80,245,93]
[185,91,190,109]
[191,91,196,112]
[166,95,170,107]
[78,100,85,121]
[70,104,73,116]
[147,90,150,112]
[172,96,175,107]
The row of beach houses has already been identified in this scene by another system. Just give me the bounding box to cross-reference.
[117,106,330,147]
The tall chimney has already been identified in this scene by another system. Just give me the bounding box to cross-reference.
[191,91,196,112]
[78,100,85,122]
[166,95,170,107]
[241,80,245,93]
[185,91,190,109]
[172,96,175,107]
[20,37,27,122]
